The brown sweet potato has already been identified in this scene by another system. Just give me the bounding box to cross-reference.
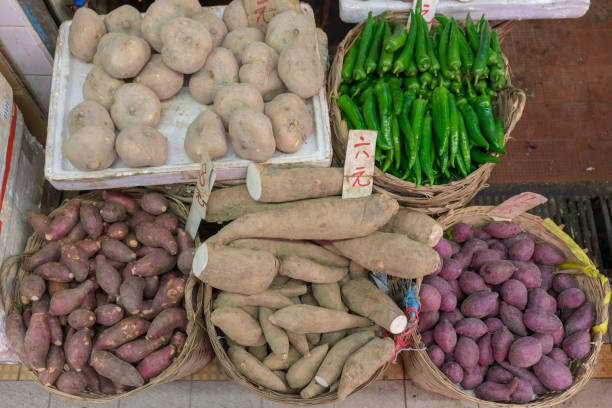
[95,254,122,300]
[147,307,186,340]
[177,248,195,274]
[94,316,150,350]
[103,191,139,214]
[61,243,90,282]
[46,199,81,241]
[26,210,50,236]
[170,331,187,354]
[19,274,46,304]
[102,239,136,262]
[115,333,170,363]
[286,344,328,389]
[154,213,178,233]
[144,276,159,299]
[127,211,155,229]
[176,228,194,252]
[107,222,129,240]
[135,222,177,255]
[141,192,168,215]
[152,274,185,310]
[66,328,93,371]
[90,350,145,387]
[68,309,96,329]
[137,344,176,381]
[5,313,26,358]
[56,370,88,394]
[38,345,64,386]
[120,276,146,315]
[24,242,62,272]
[50,280,96,316]
[279,256,347,283]
[24,313,50,371]
[95,304,124,326]
[48,316,63,346]
[269,305,371,334]
[131,248,177,276]
[101,202,127,223]
[34,262,73,282]
[211,306,265,346]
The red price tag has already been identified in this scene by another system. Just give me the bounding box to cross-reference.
[488,192,548,220]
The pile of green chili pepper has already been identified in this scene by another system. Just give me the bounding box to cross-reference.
[337,0,507,187]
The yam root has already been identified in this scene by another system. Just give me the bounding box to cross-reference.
[381,208,443,247]
[269,305,372,334]
[286,344,328,389]
[286,330,310,356]
[315,331,375,387]
[279,256,347,283]
[230,238,348,267]
[214,291,294,309]
[211,306,265,347]
[259,307,289,360]
[229,346,288,392]
[312,283,346,311]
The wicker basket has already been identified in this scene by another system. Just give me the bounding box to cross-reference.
[402,206,610,407]
[203,284,389,405]
[328,12,526,214]
[0,189,213,402]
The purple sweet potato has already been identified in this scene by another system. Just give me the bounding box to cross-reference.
[524,309,563,334]
[102,239,136,263]
[511,377,534,403]
[455,336,479,369]
[461,291,499,318]
[486,365,513,383]
[144,276,159,299]
[472,227,491,240]
[533,243,565,265]
[562,329,591,359]
[90,350,145,387]
[512,261,542,289]
[508,239,535,262]
[488,240,507,258]
[532,333,554,354]
[38,345,64,386]
[548,348,568,365]
[423,275,457,312]
[452,251,472,269]
[61,243,89,282]
[139,300,159,320]
[427,344,444,367]
[48,316,63,346]
[552,325,564,346]
[476,378,518,402]
[147,307,186,340]
[115,333,170,363]
[455,318,488,339]
[471,249,503,269]
[539,264,554,291]
[552,274,578,293]
[565,301,595,335]
[26,210,50,236]
[492,326,513,363]
[65,328,93,371]
[498,362,544,395]
[19,274,46,304]
[421,330,434,346]
[95,304,125,326]
[503,232,535,248]
[176,228,194,252]
[177,248,195,275]
[135,222,178,255]
[141,192,168,215]
[46,199,80,241]
[449,240,461,255]
[24,313,50,371]
[485,317,503,333]
[433,319,457,354]
[6,313,26,358]
[103,190,139,214]
[94,316,151,350]
[66,222,87,242]
[68,308,96,329]
[442,361,464,383]
[500,301,527,336]
[419,284,441,313]
[461,365,486,390]
[152,274,185,310]
[107,222,129,240]
[155,213,178,233]
[480,260,517,285]
[533,355,573,391]
[462,238,488,255]
[50,280,96,316]
[451,223,471,243]
[508,336,542,368]
[137,344,175,381]
[440,258,462,280]
[483,221,521,239]
[56,370,87,394]
[23,241,62,271]
[527,288,557,314]
[80,203,103,240]
[419,311,439,332]
[99,375,117,394]
[120,276,146,315]
[501,279,527,310]
[433,238,453,259]
[170,331,186,354]
[101,202,127,223]
[96,254,122,300]
[34,262,73,282]
[131,248,177,277]
[440,309,464,325]
[558,287,585,310]
[478,333,494,366]
[458,270,488,295]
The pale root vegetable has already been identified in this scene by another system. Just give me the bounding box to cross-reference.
[348,261,368,281]
[141,0,200,51]
[475,378,518,402]
[419,284,441,313]
[455,318,488,339]
[278,40,324,99]
[56,370,88,394]
[222,27,264,63]
[38,345,64,386]
[135,222,177,254]
[98,33,151,79]
[242,41,279,68]
[193,244,277,294]
[68,309,96,330]
[68,100,114,136]
[222,0,248,31]
[50,280,96,316]
[95,304,124,326]
[501,279,528,310]
[24,313,50,372]
[228,107,276,162]
[116,125,168,168]
[214,83,264,126]
[265,10,316,53]
[6,313,26,359]
[147,307,186,340]
[279,256,348,283]
[192,11,227,47]
[306,332,321,347]
[442,361,464,383]
[478,333,494,366]
[492,326,514,363]
[64,125,116,171]
[500,301,527,336]
[381,208,443,247]
[189,47,239,105]
[341,279,406,334]
[259,307,289,360]
[249,344,269,361]
[93,316,150,350]
[92,33,121,65]
[184,110,228,162]
[214,291,294,309]
[286,344,328,389]
[211,306,265,346]
[160,17,212,74]
[332,232,440,280]
[301,379,326,399]
[134,54,183,100]
[264,346,301,370]
[110,83,161,130]
[105,5,142,36]
[229,346,288,392]
[533,355,572,391]
[565,301,595,335]
[69,8,106,62]
[319,330,346,347]
[90,350,145,387]
[34,262,73,282]
[239,59,285,102]
[315,331,375,387]
[65,329,93,371]
[269,305,371,334]
[337,338,395,401]
[246,165,340,204]
[19,274,46,304]
[524,309,563,334]
[312,283,346,311]
[508,336,542,368]
[286,330,310,356]
[461,291,499,318]
[137,344,176,381]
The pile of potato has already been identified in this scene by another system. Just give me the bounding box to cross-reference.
[65,0,324,171]
[419,221,594,402]
[5,191,195,395]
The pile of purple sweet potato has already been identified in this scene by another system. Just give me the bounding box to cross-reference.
[418,221,595,403]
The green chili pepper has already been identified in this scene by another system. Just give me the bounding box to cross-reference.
[494,117,505,149]
[341,37,360,82]
[438,74,450,89]
[404,76,420,94]
[385,23,409,53]
[472,95,504,153]
[406,56,418,77]
[490,29,506,68]
[456,97,489,149]
[399,94,416,169]
[389,78,404,116]
[378,22,394,75]
[477,15,486,34]
[465,13,480,52]
[426,23,440,75]
[393,11,418,74]
[454,153,468,177]
[391,115,402,170]
[413,152,422,187]
[420,113,435,185]
[361,88,380,132]
[432,86,450,157]
[458,112,471,170]
[409,98,427,169]
[415,0,423,14]
[375,144,383,162]
[474,80,487,95]
[439,147,450,177]
[429,74,439,89]
[419,71,433,90]
[450,81,462,95]
[352,12,375,81]
[471,148,499,163]
[491,77,507,91]
[415,13,430,72]
[365,15,386,75]
[374,79,393,150]
[339,83,349,95]
[403,91,416,113]
[472,19,490,84]
[435,15,449,27]
[337,95,366,129]
[457,26,474,72]
[438,18,452,79]
[465,78,478,103]
[490,66,505,83]
[380,148,394,172]
[487,88,498,97]
[447,19,461,72]
[423,88,433,100]
[448,93,460,167]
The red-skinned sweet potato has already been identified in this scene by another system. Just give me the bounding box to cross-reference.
[94,316,150,350]
[34,262,73,282]
[144,276,159,299]
[512,261,542,289]
[120,276,146,315]
[61,243,90,282]
[427,344,444,367]
[76,238,101,258]
[95,254,122,300]
[176,228,194,252]
[66,222,87,242]
[440,309,464,325]
[19,274,46,304]
[46,199,80,241]
[48,315,63,346]
[102,238,136,262]
[141,192,168,215]
[80,203,103,240]
[38,345,64,386]
[423,275,457,312]
[50,280,96,316]
[137,344,176,381]
[170,331,186,354]
[82,364,101,392]
[115,332,170,363]
[130,248,176,276]
[24,313,50,371]
[68,308,96,329]
[135,222,178,255]
[66,328,93,371]
[533,355,572,391]
[439,258,462,280]
[107,222,129,240]
[154,213,178,233]
[127,211,155,229]
[26,210,50,236]
[95,304,125,326]
[177,248,195,274]
[90,350,145,387]
[56,370,87,394]
[24,242,62,272]
[103,190,139,214]
[152,274,186,310]
[492,326,513,363]
[124,233,140,249]
[147,307,186,340]
[433,238,453,259]
[100,202,127,223]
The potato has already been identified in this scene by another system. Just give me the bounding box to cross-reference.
[98,33,151,79]
[192,10,228,47]
[442,361,463,383]
[433,319,456,354]
[450,223,471,243]
[455,318,488,339]
[500,279,527,310]
[222,27,265,63]
[105,5,142,36]
[488,239,507,257]
[264,93,313,153]
[278,40,324,99]
[423,275,456,312]
[422,330,434,346]
[265,10,316,53]
[68,100,114,136]
[562,329,591,359]
[239,56,285,101]
[213,83,263,125]
[69,8,106,62]
[82,66,125,110]
[511,377,534,403]
[116,125,168,168]
[533,243,565,265]
[228,107,276,162]
[499,301,527,336]
[63,125,116,171]
[189,47,238,105]
[524,309,563,334]
[134,55,183,101]
[512,261,542,288]
[141,0,201,51]
[223,0,248,31]
[533,355,572,391]
[419,284,441,313]
[184,111,228,162]
[532,333,553,354]
[160,17,212,74]
[110,83,161,130]
[455,336,479,370]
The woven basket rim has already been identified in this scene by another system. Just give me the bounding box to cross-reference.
[402,205,610,407]
[0,189,213,402]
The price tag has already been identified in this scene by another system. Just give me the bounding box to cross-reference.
[243,0,301,32]
[416,0,439,29]
[185,146,216,240]
[487,192,548,221]
[342,130,377,199]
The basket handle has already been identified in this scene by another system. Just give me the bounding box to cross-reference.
[0,254,26,313]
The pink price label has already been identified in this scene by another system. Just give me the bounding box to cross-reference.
[487,192,548,220]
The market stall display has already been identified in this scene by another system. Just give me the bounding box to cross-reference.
[0,190,212,401]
